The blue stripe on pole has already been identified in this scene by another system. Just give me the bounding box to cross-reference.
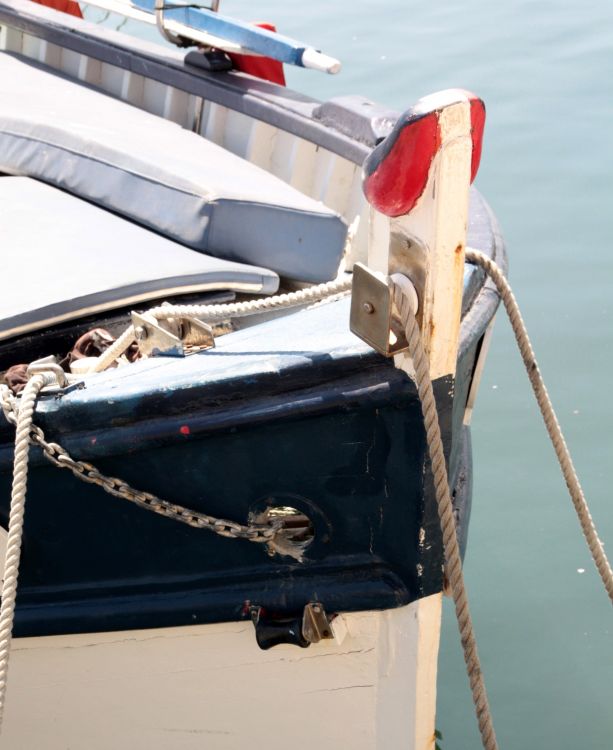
[132,0,309,66]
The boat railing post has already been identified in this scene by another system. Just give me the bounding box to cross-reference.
[351,88,485,748]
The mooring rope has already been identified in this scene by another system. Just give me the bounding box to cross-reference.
[392,281,499,750]
[90,277,353,373]
[392,249,613,750]
[0,373,55,728]
[465,248,613,603]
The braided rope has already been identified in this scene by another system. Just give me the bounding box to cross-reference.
[392,282,499,750]
[90,277,352,373]
[0,373,54,728]
[466,248,613,603]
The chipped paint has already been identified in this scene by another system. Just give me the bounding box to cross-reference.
[4,600,442,750]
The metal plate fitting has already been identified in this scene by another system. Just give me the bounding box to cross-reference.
[131,311,215,358]
[301,602,334,644]
[350,262,418,357]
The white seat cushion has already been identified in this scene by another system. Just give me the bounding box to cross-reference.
[0,53,347,282]
[0,177,280,340]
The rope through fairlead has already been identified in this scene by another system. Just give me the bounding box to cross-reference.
[392,282,499,750]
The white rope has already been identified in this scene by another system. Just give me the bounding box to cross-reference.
[466,248,613,603]
[90,277,352,373]
[392,281,499,750]
[391,249,613,750]
[0,373,55,729]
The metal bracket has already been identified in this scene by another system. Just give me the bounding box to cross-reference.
[154,0,192,47]
[154,0,221,47]
[301,602,334,644]
[26,360,69,388]
[131,311,215,358]
[350,262,417,357]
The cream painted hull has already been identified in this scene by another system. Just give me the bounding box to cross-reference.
[2,595,441,750]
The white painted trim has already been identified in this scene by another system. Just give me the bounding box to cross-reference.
[368,206,392,275]
[395,103,471,381]
[363,94,475,748]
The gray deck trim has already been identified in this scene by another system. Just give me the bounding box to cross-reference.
[0,0,374,164]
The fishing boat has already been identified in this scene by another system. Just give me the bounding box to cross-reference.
[0,0,506,747]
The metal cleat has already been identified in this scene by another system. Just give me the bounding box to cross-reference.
[131,311,215,358]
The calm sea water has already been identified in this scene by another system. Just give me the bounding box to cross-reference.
[86,2,613,746]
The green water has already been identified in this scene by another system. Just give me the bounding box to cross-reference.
[87,1,613,746]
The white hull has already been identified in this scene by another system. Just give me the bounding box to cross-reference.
[3,595,441,750]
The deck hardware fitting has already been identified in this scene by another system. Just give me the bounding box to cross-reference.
[154,0,192,48]
[302,602,335,644]
[131,311,215,358]
[350,262,418,357]
[25,360,83,396]
[249,602,334,650]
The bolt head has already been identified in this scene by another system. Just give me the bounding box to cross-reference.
[134,326,148,341]
[362,301,375,314]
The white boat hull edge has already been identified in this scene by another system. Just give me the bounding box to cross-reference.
[3,595,442,749]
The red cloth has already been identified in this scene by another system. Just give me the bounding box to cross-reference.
[227,22,286,86]
[30,0,82,18]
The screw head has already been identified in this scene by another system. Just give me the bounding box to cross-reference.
[362,301,375,314]
[134,326,148,341]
